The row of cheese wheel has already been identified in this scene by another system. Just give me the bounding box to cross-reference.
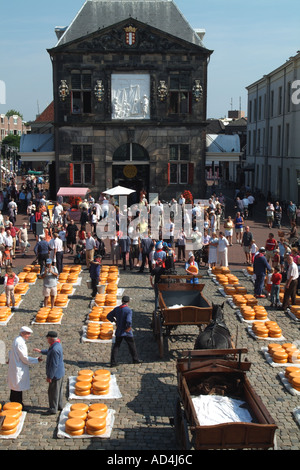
[86,322,114,340]
[65,403,108,436]
[88,306,113,322]
[44,294,69,307]
[75,369,111,396]
[35,307,64,323]
[18,272,38,283]
[223,284,247,296]
[57,283,74,295]
[99,265,119,285]
[211,266,231,275]
[0,402,22,435]
[268,342,300,364]
[252,321,282,338]
[279,292,300,306]
[289,305,300,319]
[240,305,268,321]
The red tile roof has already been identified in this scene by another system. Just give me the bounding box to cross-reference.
[35,101,54,122]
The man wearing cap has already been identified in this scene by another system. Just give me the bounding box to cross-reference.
[7,326,42,408]
[40,259,59,309]
[107,295,142,367]
[138,231,154,273]
[34,233,50,273]
[281,255,299,311]
[253,247,272,298]
[34,331,65,415]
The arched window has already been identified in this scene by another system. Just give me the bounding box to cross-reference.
[113,143,149,162]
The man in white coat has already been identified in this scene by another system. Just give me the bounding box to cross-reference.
[7,326,42,408]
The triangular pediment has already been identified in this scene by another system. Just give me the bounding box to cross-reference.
[48,18,212,56]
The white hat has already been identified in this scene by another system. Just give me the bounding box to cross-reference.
[189,251,194,258]
[20,326,33,334]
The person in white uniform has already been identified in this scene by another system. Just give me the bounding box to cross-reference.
[7,326,42,408]
[217,231,229,267]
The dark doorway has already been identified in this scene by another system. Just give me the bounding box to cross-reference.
[112,164,149,206]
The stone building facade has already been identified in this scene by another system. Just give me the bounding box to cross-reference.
[47,0,212,202]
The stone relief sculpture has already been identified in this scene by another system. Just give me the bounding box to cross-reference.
[111,74,150,119]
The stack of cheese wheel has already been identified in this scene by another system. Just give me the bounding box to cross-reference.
[223,285,237,296]
[281,343,300,364]
[23,265,33,272]
[35,307,51,323]
[32,265,41,273]
[95,293,106,307]
[86,323,101,340]
[232,295,247,307]
[60,283,73,295]
[234,286,247,295]
[17,272,27,283]
[215,274,228,286]
[106,271,118,284]
[100,307,113,322]
[253,306,268,320]
[285,366,300,385]
[220,267,230,274]
[14,283,29,295]
[105,294,117,307]
[25,272,37,284]
[211,266,223,275]
[0,402,22,435]
[265,320,282,338]
[56,283,62,293]
[86,403,108,436]
[252,321,269,338]
[0,307,11,323]
[67,269,80,284]
[74,370,93,396]
[227,274,239,285]
[289,305,300,319]
[106,284,118,295]
[65,417,85,436]
[240,305,256,321]
[55,294,68,307]
[88,307,103,322]
[99,322,114,340]
[47,308,63,323]
[92,369,111,396]
[58,272,69,283]
[247,266,254,275]
[0,293,7,307]
[244,294,258,306]
[268,343,288,363]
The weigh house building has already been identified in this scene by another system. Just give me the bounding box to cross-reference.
[47,0,213,202]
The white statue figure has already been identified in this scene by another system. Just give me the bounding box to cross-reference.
[141,95,149,118]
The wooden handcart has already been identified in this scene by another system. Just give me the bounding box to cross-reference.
[174,349,278,450]
[153,275,213,358]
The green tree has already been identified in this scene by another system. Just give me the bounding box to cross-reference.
[5,109,23,120]
[1,135,21,152]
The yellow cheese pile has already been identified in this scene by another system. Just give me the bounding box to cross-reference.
[0,402,22,435]
[35,307,63,323]
[65,402,108,436]
[269,342,300,364]
[0,307,11,323]
[74,369,111,396]
[252,321,282,338]
[240,305,268,321]
[86,322,114,340]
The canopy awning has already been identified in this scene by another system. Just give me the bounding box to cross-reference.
[57,187,91,197]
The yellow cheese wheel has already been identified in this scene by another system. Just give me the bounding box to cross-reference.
[65,427,85,436]
[1,416,19,431]
[88,403,108,413]
[65,418,85,431]
[68,410,88,421]
[70,403,89,413]
[85,417,106,431]
[92,387,109,395]
[0,426,18,435]
[292,376,300,391]
[86,410,107,420]
[3,402,22,411]
[287,369,300,383]
[285,366,299,378]
[283,343,297,351]
[94,369,110,379]
[74,389,91,396]
[273,351,288,362]
[0,409,21,419]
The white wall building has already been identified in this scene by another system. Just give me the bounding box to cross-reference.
[245,51,300,203]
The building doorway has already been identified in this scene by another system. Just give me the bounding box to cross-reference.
[112,143,150,205]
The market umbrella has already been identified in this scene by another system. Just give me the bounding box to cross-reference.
[103,185,136,196]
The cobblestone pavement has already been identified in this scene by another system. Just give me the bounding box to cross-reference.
[1,198,300,452]
[1,256,300,451]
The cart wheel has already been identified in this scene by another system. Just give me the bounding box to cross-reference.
[157,313,164,359]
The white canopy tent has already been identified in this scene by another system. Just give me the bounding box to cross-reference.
[103,185,136,196]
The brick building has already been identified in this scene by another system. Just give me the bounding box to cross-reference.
[0,113,30,143]
[47,0,212,202]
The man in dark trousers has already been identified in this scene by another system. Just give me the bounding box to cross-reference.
[89,255,101,297]
[34,331,65,415]
[138,231,154,273]
[34,234,49,273]
[253,247,272,298]
[107,295,142,367]
[150,259,165,312]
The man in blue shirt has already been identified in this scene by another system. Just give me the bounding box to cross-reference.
[34,331,65,415]
[34,234,49,273]
[107,296,142,367]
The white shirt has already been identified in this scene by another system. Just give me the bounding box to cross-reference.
[287,261,299,281]
[86,237,96,250]
[218,237,229,252]
[8,335,39,391]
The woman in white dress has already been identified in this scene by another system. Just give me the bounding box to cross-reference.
[208,232,219,269]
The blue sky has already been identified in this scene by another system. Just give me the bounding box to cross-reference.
[0,0,299,121]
